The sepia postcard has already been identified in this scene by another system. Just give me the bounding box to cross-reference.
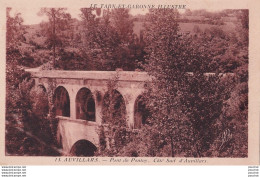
[0,0,259,165]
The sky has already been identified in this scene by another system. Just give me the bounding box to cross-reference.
[10,8,149,25]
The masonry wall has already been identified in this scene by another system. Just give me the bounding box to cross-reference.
[27,69,150,154]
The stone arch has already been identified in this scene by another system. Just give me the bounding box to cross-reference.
[134,95,149,129]
[53,86,70,117]
[38,84,47,92]
[70,139,97,156]
[76,87,96,121]
[102,89,126,126]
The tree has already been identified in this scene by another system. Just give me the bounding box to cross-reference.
[97,73,130,156]
[110,9,134,43]
[189,10,248,157]
[79,8,138,71]
[6,8,35,155]
[142,9,233,157]
[79,8,116,70]
[142,9,193,157]
[109,9,138,70]
[6,7,30,115]
[6,8,25,54]
[38,8,72,66]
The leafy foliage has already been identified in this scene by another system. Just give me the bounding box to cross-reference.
[97,73,130,156]
[140,9,248,157]
[79,8,142,71]
[38,8,73,64]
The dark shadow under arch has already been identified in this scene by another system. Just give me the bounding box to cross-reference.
[70,140,97,156]
[102,89,126,126]
[53,86,70,117]
[33,84,49,118]
[76,88,95,121]
[134,95,149,129]
[38,84,47,92]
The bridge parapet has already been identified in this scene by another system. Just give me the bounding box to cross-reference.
[56,116,98,126]
[26,68,151,82]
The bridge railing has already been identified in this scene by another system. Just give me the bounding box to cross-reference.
[55,116,98,126]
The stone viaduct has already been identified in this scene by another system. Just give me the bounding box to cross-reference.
[26,68,151,156]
